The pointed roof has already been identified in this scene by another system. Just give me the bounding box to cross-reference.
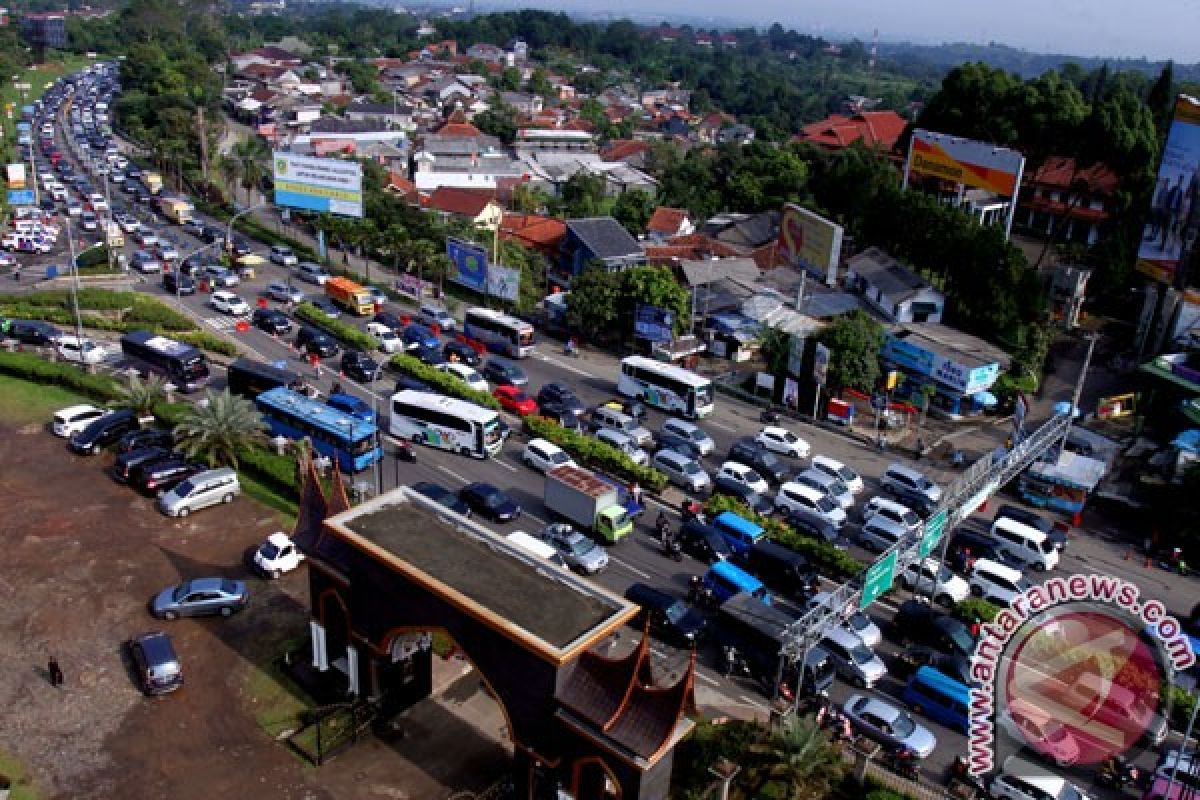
[795,110,907,151]
[601,139,650,163]
[646,207,690,235]
[500,212,567,249]
[427,186,498,217]
[434,110,482,138]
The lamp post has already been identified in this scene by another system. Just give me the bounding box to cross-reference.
[226,201,270,263]
[175,239,221,308]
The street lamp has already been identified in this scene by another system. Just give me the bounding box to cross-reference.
[225,201,270,263]
[175,239,221,308]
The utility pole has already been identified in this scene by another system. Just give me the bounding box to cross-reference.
[196,105,210,183]
[1059,333,1097,459]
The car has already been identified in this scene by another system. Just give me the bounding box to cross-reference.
[52,404,108,438]
[437,362,489,392]
[481,357,528,387]
[366,321,404,354]
[341,350,381,382]
[711,472,775,516]
[968,559,1032,606]
[727,437,791,483]
[365,286,388,307]
[843,693,938,759]
[264,281,305,305]
[539,404,583,431]
[296,328,339,359]
[402,323,439,351]
[899,557,972,607]
[890,599,976,659]
[791,467,854,510]
[493,385,538,415]
[115,427,175,455]
[134,228,159,248]
[56,334,108,365]
[295,262,330,285]
[128,631,183,695]
[210,290,249,316]
[806,591,883,648]
[442,340,483,366]
[605,396,647,421]
[68,408,139,455]
[161,270,195,295]
[79,210,99,231]
[781,507,848,548]
[994,504,1067,551]
[624,583,707,645]
[131,249,163,274]
[652,449,712,494]
[327,392,375,425]
[372,311,406,332]
[458,482,521,523]
[251,308,292,335]
[755,426,811,458]
[717,461,770,495]
[540,523,609,574]
[658,419,716,458]
[181,218,205,237]
[892,644,975,687]
[881,463,943,504]
[522,438,575,473]
[997,699,1081,767]
[252,532,305,579]
[678,519,734,563]
[884,483,940,519]
[308,297,341,319]
[10,319,62,345]
[131,456,206,495]
[156,239,180,262]
[65,199,83,216]
[151,577,249,619]
[411,481,472,517]
[990,757,1092,800]
[595,428,650,466]
[537,383,585,417]
[228,237,253,257]
[411,343,447,366]
[822,625,888,687]
[269,245,298,266]
[199,265,238,288]
[416,304,456,332]
[113,446,176,483]
[87,192,107,212]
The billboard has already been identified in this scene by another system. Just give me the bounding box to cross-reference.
[7,189,34,206]
[446,237,489,293]
[881,333,1000,395]
[487,264,520,303]
[1136,95,1200,284]
[635,304,674,343]
[6,163,25,190]
[812,342,830,386]
[777,204,843,286]
[905,129,1025,196]
[272,152,363,218]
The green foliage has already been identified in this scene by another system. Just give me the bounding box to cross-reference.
[866,789,914,800]
[744,715,846,800]
[237,443,302,499]
[657,140,809,218]
[473,102,519,144]
[702,494,862,579]
[0,351,123,403]
[173,331,239,357]
[523,414,668,492]
[566,265,690,343]
[556,171,608,218]
[671,718,764,800]
[814,310,886,393]
[619,266,691,335]
[1165,683,1197,731]
[75,244,110,269]
[113,373,168,416]
[610,189,657,236]
[293,302,377,352]
[953,597,1001,624]
[174,389,268,468]
[390,354,503,410]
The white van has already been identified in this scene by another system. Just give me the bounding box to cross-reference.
[417,304,456,333]
[506,531,567,569]
[863,496,922,535]
[775,481,847,529]
[989,517,1059,571]
[157,467,240,517]
[990,757,1090,800]
[969,559,1030,605]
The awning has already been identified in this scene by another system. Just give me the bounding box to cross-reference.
[974,391,998,408]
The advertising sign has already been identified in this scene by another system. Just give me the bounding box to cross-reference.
[6,189,34,206]
[906,129,1025,196]
[882,333,1001,395]
[777,203,843,286]
[812,342,830,386]
[1136,96,1200,284]
[272,152,363,218]
[635,304,674,343]
[787,334,806,377]
[6,162,25,189]
[487,264,520,303]
[446,237,489,293]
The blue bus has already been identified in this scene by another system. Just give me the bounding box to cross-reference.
[901,665,971,733]
[255,387,381,473]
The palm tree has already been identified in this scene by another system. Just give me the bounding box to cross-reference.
[231,137,269,205]
[174,389,267,469]
[217,152,243,206]
[744,715,845,800]
[114,373,168,418]
[383,223,410,271]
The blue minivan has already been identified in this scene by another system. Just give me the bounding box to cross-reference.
[901,665,971,733]
[402,323,440,351]
[711,511,768,556]
[703,561,772,606]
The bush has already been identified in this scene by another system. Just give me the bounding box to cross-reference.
[237,444,301,498]
[0,350,124,402]
[953,597,1001,624]
[294,302,377,352]
[1166,683,1197,731]
[75,244,110,269]
[702,493,864,580]
[390,353,502,410]
[523,414,668,492]
[174,331,238,356]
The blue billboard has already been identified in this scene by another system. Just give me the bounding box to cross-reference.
[7,189,35,206]
[634,304,674,343]
[446,238,489,293]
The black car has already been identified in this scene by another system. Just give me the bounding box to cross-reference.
[115,427,175,455]
[412,343,446,366]
[538,404,582,432]
[229,237,252,257]
[411,481,471,517]
[128,631,183,695]
[458,482,521,523]
[373,311,406,332]
[727,437,791,484]
[341,350,381,382]
[886,484,939,519]
[251,308,292,335]
[536,383,585,417]
[179,255,205,276]
[711,472,775,516]
[131,456,206,495]
[295,327,339,358]
[946,529,1010,573]
[738,539,815,600]
[443,340,483,367]
[199,225,223,244]
[891,644,974,686]
[68,409,140,455]
[782,507,848,549]
[161,270,196,295]
[113,446,175,483]
[395,375,433,393]
[481,357,527,387]
[624,583,707,646]
[9,319,62,345]
[890,599,976,659]
[994,504,1067,551]
[678,518,733,563]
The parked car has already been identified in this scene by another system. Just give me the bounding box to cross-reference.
[755,426,811,458]
[295,328,339,359]
[341,350,381,382]
[411,481,471,517]
[11,319,62,345]
[113,446,175,483]
[68,408,139,455]
[264,281,305,305]
[624,583,707,645]
[540,523,609,574]
[493,385,538,415]
[151,577,249,619]
[56,334,108,365]
[458,482,521,523]
[115,427,175,455]
[481,357,528,387]
[843,693,937,758]
[52,404,106,437]
[132,456,205,495]
[251,308,291,335]
[252,532,305,579]
[128,631,183,695]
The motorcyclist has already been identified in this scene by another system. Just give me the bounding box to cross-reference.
[656,512,671,543]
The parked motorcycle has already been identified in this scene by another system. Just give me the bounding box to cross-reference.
[1097,757,1140,790]
[882,747,921,782]
[760,407,781,425]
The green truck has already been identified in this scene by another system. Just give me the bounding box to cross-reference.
[544,465,633,543]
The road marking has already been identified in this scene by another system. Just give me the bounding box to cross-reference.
[523,511,547,527]
[708,419,738,433]
[203,315,240,331]
[609,555,651,580]
[495,459,518,473]
[534,352,590,377]
[437,465,468,484]
[739,694,769,711]
[695,671,719,687]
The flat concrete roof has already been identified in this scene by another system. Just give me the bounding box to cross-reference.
[325,489,636,663]
[888,322,1012,369]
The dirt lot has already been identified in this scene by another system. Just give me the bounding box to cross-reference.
[0,420,509,799]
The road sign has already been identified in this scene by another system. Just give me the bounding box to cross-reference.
[7,189,34,205]
[860,551,897,610]
[919,509,948,557]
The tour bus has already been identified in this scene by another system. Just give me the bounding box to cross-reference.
[389,390,504,459]
[119,330,210,392]
[255,387,381,473]
[616,355,715,418]
[226,357,310,400]
[462,307,535,358]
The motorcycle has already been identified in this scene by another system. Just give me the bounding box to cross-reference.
[663,535,683,562]
[722,645,752,679]
[1097,758,1139,790]
[760,407,781,425]
[394,439,417,462]
[688,575,717,610]
[882,747,921,782]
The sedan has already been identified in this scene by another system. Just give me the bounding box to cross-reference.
[151,577,249,620]
[537,383,585,417]
[458,482,521,523]
[411,481,472,517]
[264,281,305,305]
[366,321,404,354]
[437,363,488,392]
[540,523,608,574]
[717,461,769,496]
[443,340,483,367]
[341,351,382,382]
[251,308,292,335]
[755,426,811,458]
[481,358,528,387]
[843,694,937,759]
[493,385,537,416]
[309,298,341,319]
[210,290,249,316]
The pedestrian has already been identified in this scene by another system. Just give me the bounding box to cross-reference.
[47,656,63,687]
[629,481,642,507]
[970,615,982,638]
[332,381,344,396]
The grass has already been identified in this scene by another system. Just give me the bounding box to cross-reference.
[238,470,299,520]
[244,637,315,741]
[0,54,92,169]
[0,747,39,799]
[0,372,88,425]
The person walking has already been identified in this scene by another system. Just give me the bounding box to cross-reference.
[47,656,63,688]
[629,481,642,507]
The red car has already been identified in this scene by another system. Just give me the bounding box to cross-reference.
[493,385,538,416]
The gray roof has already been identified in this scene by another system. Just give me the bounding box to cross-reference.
[708,210,779,248]
[346,101,414,117]
[888,322,1012,369]
[846,246,934,302]
[566,217,643,261]
[680,257,760,288]
[310,116,391,134]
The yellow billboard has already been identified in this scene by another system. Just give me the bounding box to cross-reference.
[777,203,843,286]
[906,129,1025,196]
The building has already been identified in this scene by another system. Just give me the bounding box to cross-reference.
[425,187,504,230]
[500,212,567,259]
[1016,156,1118,246]
[880,322,1010,417]
[19,12,65,51]
[344,101,417,132]
[555,217,645,286]
[645,207,694,242]
[844,247,944,324]
[794,110,907,152]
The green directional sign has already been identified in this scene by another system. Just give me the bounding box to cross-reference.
[919,509,949,558]
[860,550,897,610]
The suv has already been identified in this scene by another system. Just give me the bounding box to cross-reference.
[947,529,1010,573]
[68,408,139,455]
[881,463,942,504]
[537,383,585,417]
[994,504,1067,551]
[128,631,183,695]
[624,583,706,645]
[296,327,339,358]
[589,406,652,448]
[890,599,976,659]
[727,437,790,484]
[132,456,205,495]
[659,418,715,458]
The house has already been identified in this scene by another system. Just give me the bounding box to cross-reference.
[500,212,567,259]
[716,124,755,146]
[357,140,408,171]
[645,208,694,242]
[250,46,303,67]
[422,75,474,105]
[1017,156,1118,246]
[794,110,907,152]
[600,139,651,169]
[499,91,543,116]
[413,116,521,192]
[703,211,779,250]
[555,217,646,286]
[881,323,1009,417]
[519,154,657,199]
[515,128,596,156]
[344,101,417,131]
[695,113,733,144]
[844,247,944,324]
[385,171,419,204]
[510,39,529,61]
[659,114,690,138]
[466,43,507,63]
[644,233,742,266]
[425,187,504,230]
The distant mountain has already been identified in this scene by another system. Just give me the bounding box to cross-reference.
[876,40,1197,81]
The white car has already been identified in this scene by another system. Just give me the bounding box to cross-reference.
[717,461,770,495]
[810,454,864,494]
[52,404,107,437]
[899,557,971,607]
[968,559,1031,606]
[116,215,140,234]
[755,426,810,458]
[210,290,249,316]
[522,438,576,473]
[56,334,108,365]
[253,532,305,579]
[87,193,108,213]
[0,252,15,267]
[366,322,404,354]
[436,362,488,392]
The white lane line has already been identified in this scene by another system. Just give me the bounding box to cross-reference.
[437,465,469,484]
[495,459,519,473]
[695,671,719,687]
[739,694,769,711]
[535,352,590,377]
[708,420,738,433]
[523,511,547,527]
[609,555,652,580]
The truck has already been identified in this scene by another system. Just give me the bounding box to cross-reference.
[143,171,163,195]
[716,592,836,702]
[158,195,193,224]
[104,221,124,249]
[325,276,375,316]
[544,464,633,543]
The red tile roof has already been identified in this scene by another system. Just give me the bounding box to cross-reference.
[426,187,498,217]
[500,213,567,249]
[646,207,690,235]
[250,88,278,103]
[386,171,417,201]
[251,46,301,63]
[1026,156,1118,195]
[434,110,482,138]
[795,110,907,151]
[601,139,650,163]
[312,139,355,157]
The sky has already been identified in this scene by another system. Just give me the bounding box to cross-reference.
[509,0,1199,61]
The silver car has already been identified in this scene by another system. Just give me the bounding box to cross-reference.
[264,281,305,304]
[843,693,938,758]
[595,428,649,466]
[151,577,249,619]
[652,448,711,494]
[540,523,608,574]
[821,626,887,688]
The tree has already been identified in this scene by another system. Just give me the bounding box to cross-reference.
[619,266,691,335]
[229,136,270,205]
[814,310,885,393]
[474,102,519,145]
[611,189,656,236]
[566,266,622,343]
[558,171,607,218]
[174,389,267,468]
[744,715,845,800]
[114,373,167,417]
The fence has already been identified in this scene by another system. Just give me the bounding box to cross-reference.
[285,699,378,766]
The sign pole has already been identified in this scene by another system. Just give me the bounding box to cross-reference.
[812,384,820,424]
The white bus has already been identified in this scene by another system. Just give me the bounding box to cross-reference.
[389,390,504,458]
[617,356,715,419]
[463,307,535,358]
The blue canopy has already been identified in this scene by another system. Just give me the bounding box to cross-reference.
[1053,401,1082,418]
[974,391,999,408]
